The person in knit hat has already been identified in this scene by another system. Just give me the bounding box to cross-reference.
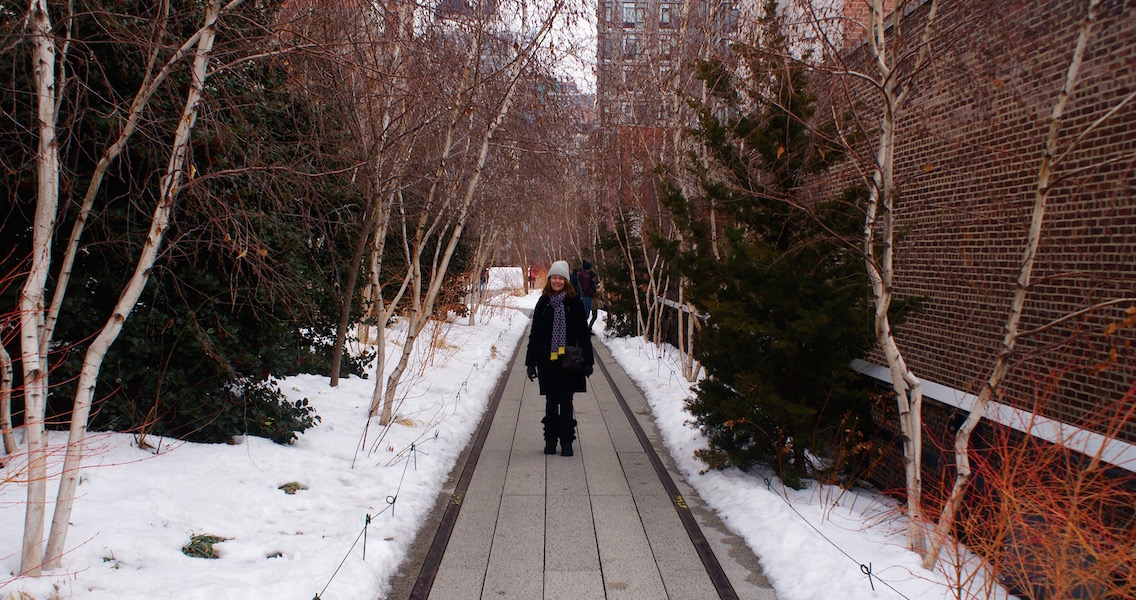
[524,260,594,456]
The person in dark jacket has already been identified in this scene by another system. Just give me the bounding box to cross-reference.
[525,260,594,456]
[578,260,599,330]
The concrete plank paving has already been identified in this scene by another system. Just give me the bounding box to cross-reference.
[483,494,545,598]
[546,451,587,496]
[386,326,779,600]
[592,493,670,599]
[544,571,606,600]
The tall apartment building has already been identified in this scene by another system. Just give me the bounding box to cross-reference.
[597,0,678,127]
[596,1,738,127]
[595,1,739,217]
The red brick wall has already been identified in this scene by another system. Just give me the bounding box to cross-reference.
[842,0,897,47]
[814,0,1136,446]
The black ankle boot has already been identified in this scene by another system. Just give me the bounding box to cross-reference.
[559,419,578,456]
[542,416,558,455]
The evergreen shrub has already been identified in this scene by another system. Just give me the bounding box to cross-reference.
[660,0,881,488]
[0,0,365,446]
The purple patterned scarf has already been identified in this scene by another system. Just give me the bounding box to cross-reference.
[550,291,567,360]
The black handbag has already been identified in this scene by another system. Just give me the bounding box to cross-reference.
[561,345,585,371]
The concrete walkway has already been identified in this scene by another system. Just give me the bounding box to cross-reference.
[386,331,779,600]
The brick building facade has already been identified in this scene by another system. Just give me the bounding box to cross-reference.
[823,0,1135,481]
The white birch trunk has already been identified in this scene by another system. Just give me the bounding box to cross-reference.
[1,343,14,457]
[858,0,940,557]
[365,195,412,419]
[687,306,702,381]
[849,0,944,557]
[921,0,1101,569]
[19,0,60,576]
[362,103,416,404]
[677,284,701,382]
[864,106,927,553]
[42,0,223,569]
[676,281,688,375]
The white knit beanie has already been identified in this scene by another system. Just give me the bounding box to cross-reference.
[547,260,570,281]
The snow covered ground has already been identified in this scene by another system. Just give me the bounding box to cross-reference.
[1,278,1007,599]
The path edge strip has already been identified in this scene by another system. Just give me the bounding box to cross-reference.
[595,351,740,600]
[407,333,525,599]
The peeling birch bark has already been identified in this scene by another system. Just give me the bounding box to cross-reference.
[1,343,14,457]
[20,0,60,577]
[857,0,940,558]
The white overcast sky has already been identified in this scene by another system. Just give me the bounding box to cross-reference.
[548,0,599,93]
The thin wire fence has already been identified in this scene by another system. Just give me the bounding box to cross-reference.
[315,320,510,598]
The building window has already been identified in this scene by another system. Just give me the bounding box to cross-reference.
[623,33,638,58]
[623,2,646,28]
[635,101,648,120]
[660,33,675,57]
[660,4,672,28]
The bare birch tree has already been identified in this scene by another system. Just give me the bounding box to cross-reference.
[855,0,938,555]
[1,343,13,459]
[369,0,568,425]
[9,0,247,574]
[794,0,940,555]
[325,0,417,387]
[39,0,225,570]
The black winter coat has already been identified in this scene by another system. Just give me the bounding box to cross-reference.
[525,293,594,395]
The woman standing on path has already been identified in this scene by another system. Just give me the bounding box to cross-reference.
[525,260,594,456]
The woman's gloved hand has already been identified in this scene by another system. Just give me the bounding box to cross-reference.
[527,365,538,381]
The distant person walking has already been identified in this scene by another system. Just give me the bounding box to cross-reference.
[525,260,594,456]
[479,267,489,295]
[578,260,599,331]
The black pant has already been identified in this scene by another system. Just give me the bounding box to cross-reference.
[544,391,576,447]
[544,392,574,427]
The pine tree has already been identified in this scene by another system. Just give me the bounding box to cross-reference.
[660,1,874,487]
